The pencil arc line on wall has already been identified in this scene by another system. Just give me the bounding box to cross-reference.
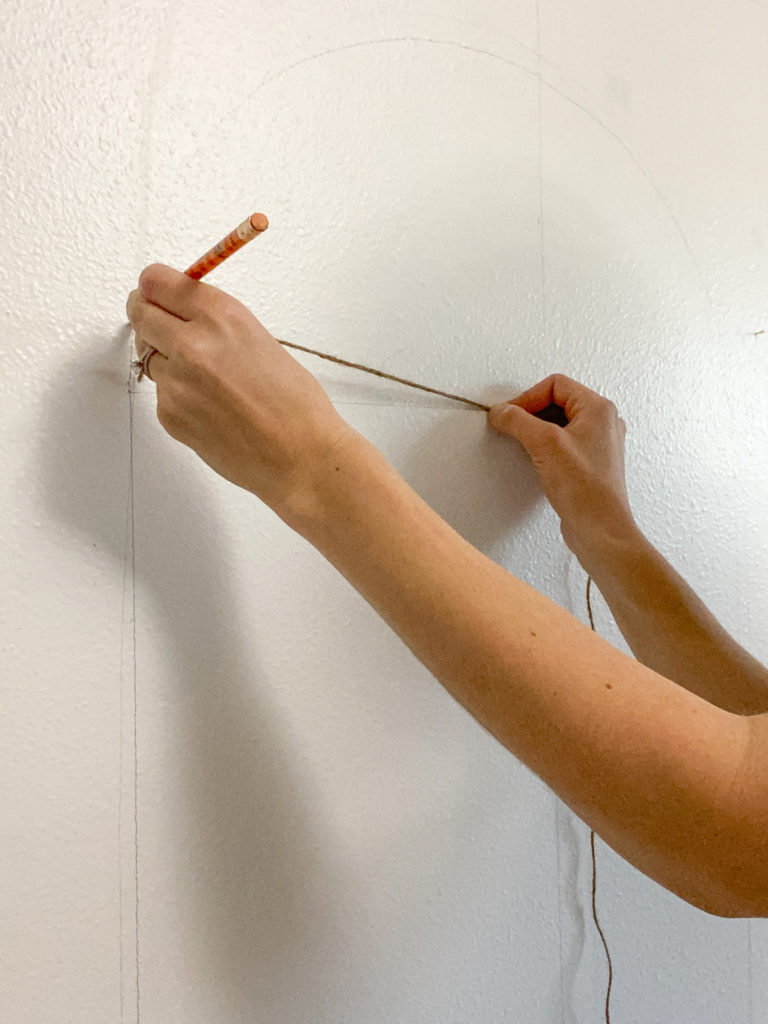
[151,33,717,334]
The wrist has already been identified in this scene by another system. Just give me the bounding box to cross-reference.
[278,420,378,537]
[566,513,648,580]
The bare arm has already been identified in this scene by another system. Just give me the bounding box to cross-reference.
[125,272,767,920]
[577,524,768,717]
[488,375,768,713]
[285,428,759,919]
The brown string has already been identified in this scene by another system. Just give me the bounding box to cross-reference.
[278,336,613,1019]
[277,341,615,1019]
[586,575,614,1023]
[133,333,613,1017]
[275,339,491,410]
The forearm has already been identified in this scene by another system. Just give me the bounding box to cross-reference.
[575,526,768,717]
[282,428,751,917]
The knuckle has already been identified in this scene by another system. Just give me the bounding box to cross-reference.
[551,372,577,390]
[181,333,214,371]
[140,262,165,281]
[220,299,251,332]
[138,263,165,299]
[596,396,618,419]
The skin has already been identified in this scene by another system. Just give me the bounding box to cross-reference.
[125,264,633,544]
[125,263,768,918]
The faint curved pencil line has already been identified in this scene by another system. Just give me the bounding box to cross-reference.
[338,12,541,60]
[537,78,716,319]
[171,34,715,324]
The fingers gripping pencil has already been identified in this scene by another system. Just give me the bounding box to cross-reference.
[130,212,269,380]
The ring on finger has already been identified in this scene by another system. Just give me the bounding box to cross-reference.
[132,345,160,382]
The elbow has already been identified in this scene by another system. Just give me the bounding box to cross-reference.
[658,860,766,919]
[717,873,768,918]
[690,839,768,919]
[705,715,768,919]
[680,829,768,919]
[698,714,768,919]
[682,884,757,920]
[689,844,768,919]
[698,896,767,920]
[682,858,766,917]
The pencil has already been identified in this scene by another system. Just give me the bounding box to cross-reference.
[129,213,269,377]
[184,212,269,280]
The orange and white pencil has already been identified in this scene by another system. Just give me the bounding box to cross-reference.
[131,212,269,380]
[184,212,269,280]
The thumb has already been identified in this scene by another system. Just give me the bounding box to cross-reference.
[488,400,559,453]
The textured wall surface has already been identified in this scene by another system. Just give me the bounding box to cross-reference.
[2,1,767,1021]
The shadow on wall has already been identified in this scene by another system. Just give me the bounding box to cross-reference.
[37,317,562,1015]
[307,353,545,556]
[398,408,543,558]
[37,324,357,1017]
[298,222,552,559]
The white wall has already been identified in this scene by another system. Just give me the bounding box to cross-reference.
[2,1,767,1021]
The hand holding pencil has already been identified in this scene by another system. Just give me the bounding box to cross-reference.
[131,212,269,382]
[125,211,634,571]
[125,213,356,520]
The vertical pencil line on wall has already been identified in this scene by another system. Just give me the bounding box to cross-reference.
[127,3,178,1012]
[119,385,131,1024]
[536,2,565,1020]
[127,384,140,1024]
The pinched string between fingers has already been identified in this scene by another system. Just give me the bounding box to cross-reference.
[129,327,612,1021]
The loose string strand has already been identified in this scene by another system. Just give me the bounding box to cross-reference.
[279,340,614,1023]
[133,336,614,1018]
[586,574,614,1023]
[282,339,617,1018]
